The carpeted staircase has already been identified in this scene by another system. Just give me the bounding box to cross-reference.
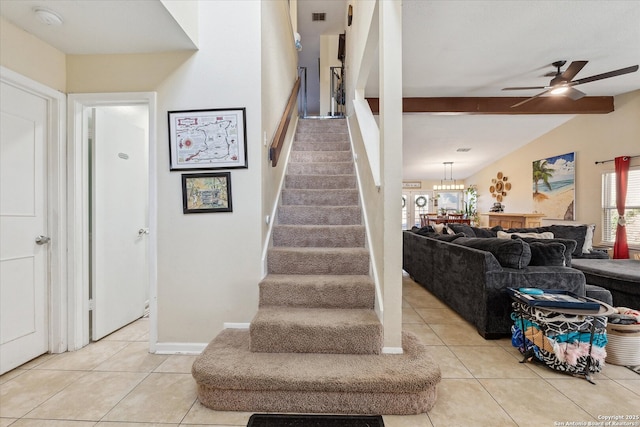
[192,118,441,415]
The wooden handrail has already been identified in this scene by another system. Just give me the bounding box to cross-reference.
[269,77,301,167]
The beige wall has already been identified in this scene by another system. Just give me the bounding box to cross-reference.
[467,89,640,248]
[0,17,66,92]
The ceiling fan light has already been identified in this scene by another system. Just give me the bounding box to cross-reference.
[550,86,569,95]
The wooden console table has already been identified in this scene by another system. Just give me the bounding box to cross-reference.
[483,213,545,229]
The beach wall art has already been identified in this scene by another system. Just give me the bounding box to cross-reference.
[532,152,575,220]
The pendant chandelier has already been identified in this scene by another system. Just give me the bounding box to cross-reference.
[433,162,464,190]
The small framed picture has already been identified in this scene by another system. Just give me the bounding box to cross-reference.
[182,172,232,214]
[168,108,247,170]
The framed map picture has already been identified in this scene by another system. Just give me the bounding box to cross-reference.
[168,108,247,170]
[182,172,232,214]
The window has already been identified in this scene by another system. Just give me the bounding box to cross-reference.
[602,167,640,247]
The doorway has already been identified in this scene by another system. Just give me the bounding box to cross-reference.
[402,191,433,230]
[67,93,157,352]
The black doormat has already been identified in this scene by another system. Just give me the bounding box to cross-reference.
[247,413,384,427]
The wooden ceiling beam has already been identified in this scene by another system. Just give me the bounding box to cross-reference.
[365,97,614,114]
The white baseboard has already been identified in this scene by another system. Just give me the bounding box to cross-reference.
[223,322,250,329]
[153,342,207,355]
[382,347,404,354]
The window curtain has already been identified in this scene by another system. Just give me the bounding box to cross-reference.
[613,156,630,259]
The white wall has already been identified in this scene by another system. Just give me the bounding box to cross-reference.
[466,90,640,247]
[319,34,341,116]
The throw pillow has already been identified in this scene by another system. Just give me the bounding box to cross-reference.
[471,226,499,238]
[528,242,566,266]
[547,225,588,257]
[411,226,436,236]
[432,223,448,234]
[512,236,577,267]
[497,230,554,239]
[447,223,476,237]
[453,237,532,269]
[583,224,596,254]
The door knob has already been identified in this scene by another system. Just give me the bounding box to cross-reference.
[138,228,150,236]
[35,235,51,245]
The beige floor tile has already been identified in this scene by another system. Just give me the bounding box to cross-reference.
[429,323,497,347]
[615,379,640,395]
[422,346,473,379]
[402,307,424,324]
[34,341,129,371]
[154,355,198,374]
[600,363,640,380]
[182,402,252,425]
[522,358,609,382]
[450,346,539,378]
[98,423,178,426]
[0,368,26,385]
[13,353,59,370]
[25,371,147,421]
[93,342,167,373]
[548,378,640,418]
[102,373,196,423]
[102,318,150,342]
[402,324,445,346]
[480,378,596,427]
[0,370,85,418]
[402,298,411,308]
[403,293,448,309]
[0,419,17,427]
[414,308,467,325]
[383,413,433,427]
[10,420,97,426]
[428,379,517,427]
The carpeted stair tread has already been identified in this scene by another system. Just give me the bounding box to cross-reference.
[267,247,369,275]
[280,189,359,207]
[289,151,352,163]
[293,142,351,152]
[277,205,361,225]
[193,329,441,414]
[287,162,355,175]
[297,119,348,132]
[250,307,382,354]
[295,133,350,143]
[285,174,356,190]
[259,274,374,308]
[272,225,365,248]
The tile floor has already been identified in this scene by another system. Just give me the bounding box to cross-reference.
[1,274,638,427]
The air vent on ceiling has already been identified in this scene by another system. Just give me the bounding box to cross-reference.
[312,12,326,22]
[456,148,471,152]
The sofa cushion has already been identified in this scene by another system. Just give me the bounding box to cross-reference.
[411,226,436,236]
[497,230,554,240]
[512,236,578,267]
[447,223,476,237]
[528,242,566,266]
[453,237,532,269]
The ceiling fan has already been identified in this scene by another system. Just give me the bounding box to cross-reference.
[503,60,639,108]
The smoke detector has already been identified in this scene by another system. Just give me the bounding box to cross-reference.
[33,7,64,26]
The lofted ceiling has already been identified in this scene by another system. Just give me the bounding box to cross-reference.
[2,1,639,182]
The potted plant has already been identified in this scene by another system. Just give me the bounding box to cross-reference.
[464,186,479,225]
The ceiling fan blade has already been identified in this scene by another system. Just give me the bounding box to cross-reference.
[560,60,588,81]
[564,87,586,101]
[502,86,547,91]
[510,89,552,108]
[571,65,639,86]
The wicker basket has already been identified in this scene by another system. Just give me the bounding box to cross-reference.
[606,323,640,366]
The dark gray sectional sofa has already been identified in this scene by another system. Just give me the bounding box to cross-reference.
[402,230,587,339]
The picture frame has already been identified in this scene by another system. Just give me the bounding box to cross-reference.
[168,108,247,171]
[182,172,232,214]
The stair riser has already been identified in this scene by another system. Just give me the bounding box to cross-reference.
[297,119,347,132]
[267,250,369,275]
[285,175,356,190]
[280,190,359,207]
[293,142,350,152]
[287,163,354,175]
[289,151,352,163]
[250,323,382,354]
[259,280,374,309]
[278,206,361,226]
[272,225,365,247]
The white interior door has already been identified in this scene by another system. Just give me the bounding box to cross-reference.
[92,106,148,341]
[0,81,48,374]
